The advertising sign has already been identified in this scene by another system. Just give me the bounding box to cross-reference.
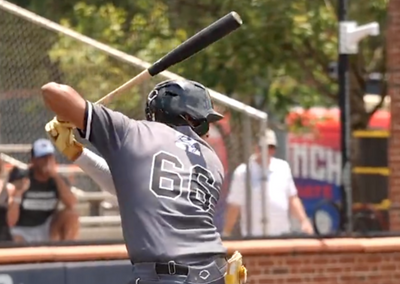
[287,108,389,232]
[211,107,390,234]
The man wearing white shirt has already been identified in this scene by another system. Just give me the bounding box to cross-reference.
[223,129,313,237]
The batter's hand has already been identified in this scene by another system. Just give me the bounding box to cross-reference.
[226,251,247,284]
[45,117,83,161]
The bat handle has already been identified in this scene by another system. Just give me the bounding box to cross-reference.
[95,69,152,105]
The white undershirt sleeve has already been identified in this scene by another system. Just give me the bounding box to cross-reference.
[74,148,116,195]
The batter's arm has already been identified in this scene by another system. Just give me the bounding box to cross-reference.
[74,149,116,195]
[41,82,131,160]
[41,83,86,129]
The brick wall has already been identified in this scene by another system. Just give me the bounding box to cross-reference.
[245,252,400,284]
[388,0,400,230]
[228,238,400,284]
[1,239,400,284]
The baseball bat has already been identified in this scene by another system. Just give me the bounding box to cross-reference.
[95,11,242,105]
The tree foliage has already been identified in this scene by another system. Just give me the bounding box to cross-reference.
[7,0,389,127]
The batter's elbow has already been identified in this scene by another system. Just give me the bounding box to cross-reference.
[42,81,59,91]
[41,82,56,102]
[40,83,86,125]
[40,82,69,115]
[41,82,59,98]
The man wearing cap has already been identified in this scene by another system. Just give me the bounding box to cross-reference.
[223,129,313,237]
[7,138,78,243]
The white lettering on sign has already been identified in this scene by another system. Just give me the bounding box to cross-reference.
[292,144,308,178]
[310,146,325,180]
[0,274,13,284]
[289,143,341,185]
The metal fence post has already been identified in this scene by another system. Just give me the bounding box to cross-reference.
[259,118,269,236]
[338,0,353,234]
[243,114,253,237]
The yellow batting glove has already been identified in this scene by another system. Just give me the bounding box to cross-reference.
[45,117,83,161]
[225,251,247,284]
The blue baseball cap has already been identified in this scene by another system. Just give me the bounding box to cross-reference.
[31,138,55,158]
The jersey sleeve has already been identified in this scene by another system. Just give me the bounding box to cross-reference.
[78,101,131,160]
[226,164,246,206]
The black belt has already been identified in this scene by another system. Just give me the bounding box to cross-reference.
[155,257,226,276]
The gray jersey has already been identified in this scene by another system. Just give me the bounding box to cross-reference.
[82,102,226,263]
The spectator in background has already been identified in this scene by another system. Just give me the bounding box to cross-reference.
[7,139,79,243]
[222,129,313,238]
[0,158,5,179]
[6,167,30,239]
[0,159,12,241]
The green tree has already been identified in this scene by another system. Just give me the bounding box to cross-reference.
[46,1,189,116]
[7,0,389,125]
[158,0,388,128]
[2,0,390,196]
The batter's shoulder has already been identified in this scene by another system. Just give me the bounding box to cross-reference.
[137,120,175,132]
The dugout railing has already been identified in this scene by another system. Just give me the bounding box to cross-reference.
[0,0,270,238]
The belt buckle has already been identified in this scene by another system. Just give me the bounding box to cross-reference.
[168,261,176,275]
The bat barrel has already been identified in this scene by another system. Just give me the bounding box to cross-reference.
[95,12,243,105]
[148,11,243,76]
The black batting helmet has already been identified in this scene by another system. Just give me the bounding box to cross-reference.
[145,79,223,136]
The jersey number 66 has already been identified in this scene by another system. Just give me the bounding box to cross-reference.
[149,151,216,212]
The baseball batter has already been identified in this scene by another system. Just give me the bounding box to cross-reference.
[41,79,246,284]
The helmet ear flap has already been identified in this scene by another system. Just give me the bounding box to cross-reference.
[145,89,159,121]
[192,119,209,136]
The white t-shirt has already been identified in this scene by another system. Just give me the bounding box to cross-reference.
[227,156,298,237]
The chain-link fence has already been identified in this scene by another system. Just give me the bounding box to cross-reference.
[0,0,392,241]
[0,1,270,238]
